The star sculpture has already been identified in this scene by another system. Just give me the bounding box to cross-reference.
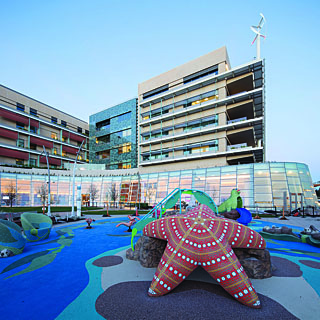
[143,204,266,308]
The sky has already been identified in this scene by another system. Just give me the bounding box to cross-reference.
[0,0,319,181]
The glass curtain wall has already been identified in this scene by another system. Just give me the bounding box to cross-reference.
[0,162,317,209]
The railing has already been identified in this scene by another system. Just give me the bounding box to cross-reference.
[141,149,218,164]
[227,143,248,151]
[227,117,247,124]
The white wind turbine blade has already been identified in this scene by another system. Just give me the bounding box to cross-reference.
[251,26,260,35]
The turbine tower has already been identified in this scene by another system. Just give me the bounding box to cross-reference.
[251,13,266,60]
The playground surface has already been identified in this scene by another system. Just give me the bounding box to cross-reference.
[0,215,320,320]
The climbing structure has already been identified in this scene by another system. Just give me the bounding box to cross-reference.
[131,188,218,250]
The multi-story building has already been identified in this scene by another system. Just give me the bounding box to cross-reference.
[89,98,138,169]
[0,46,318,211]
[0,85,89,168]
[138,46,264,173]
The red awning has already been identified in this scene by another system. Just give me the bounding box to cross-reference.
[30,118,39,128]
[40,156,61,166]
[69,132,85,143]
[62,145,78,155]
[0,147,29,160]
[30,136,53,148]
[0,127,18,140]
[0,108,29,125]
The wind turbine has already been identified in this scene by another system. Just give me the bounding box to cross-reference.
[251,13,266,60]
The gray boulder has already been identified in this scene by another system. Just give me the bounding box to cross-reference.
[127,236,272,279]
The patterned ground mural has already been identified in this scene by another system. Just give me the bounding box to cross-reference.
[0,217,319,320]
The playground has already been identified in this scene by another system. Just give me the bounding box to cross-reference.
[0,189,320,319]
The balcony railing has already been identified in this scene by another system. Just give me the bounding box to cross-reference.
[227,143,248,151]
[227,117,247,124]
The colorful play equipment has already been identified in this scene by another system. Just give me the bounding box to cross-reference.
[131,188,218,250]
[261,225,320,248]
[21,213,53,242]
[0,219,26,255]
[236,208,252,226]
[144,204,265,308]
[117,215,140,232]
[218,189,242,213]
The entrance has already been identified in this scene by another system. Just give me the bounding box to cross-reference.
[82,194,90,206]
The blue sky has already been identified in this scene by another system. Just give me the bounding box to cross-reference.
[0,0,319,181]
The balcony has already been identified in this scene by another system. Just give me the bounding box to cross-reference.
[227,117,247,125]
[140,88,263,127]
[227,143,248,151]
[140,116,263,146]
[140,59,263,107]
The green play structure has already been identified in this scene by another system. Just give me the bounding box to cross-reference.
[217,189,242,213]
[130,188,218,250]
[21,213,53,242]
[0,219,27,255]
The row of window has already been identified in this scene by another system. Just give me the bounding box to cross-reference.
[16,103,37,116]
[16,139,85,158]
[16,103,88,134]
[14,122,87,147]
[142,140,218,161]
[95,112,132,132]
[95,129,132,145]
[95,143,132,160]
[141,66,219,101]
[141,115,218,141]
[141,90,219,121]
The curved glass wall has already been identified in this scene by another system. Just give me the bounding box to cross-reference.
[0,162,318,210]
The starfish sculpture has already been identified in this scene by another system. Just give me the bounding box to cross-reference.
[143,204,266,308]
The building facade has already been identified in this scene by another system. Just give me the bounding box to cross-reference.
[138,47,264,173]
[0,85,89,168]
[89,98,138,169]
[0,162,317,211]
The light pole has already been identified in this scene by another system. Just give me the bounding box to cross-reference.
[40,146,51,217]
[71,140,84,218]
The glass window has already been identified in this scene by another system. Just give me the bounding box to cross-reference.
[77,127,82,133]
[51,132,58,140]
[29,158,36,166]
[254,178,271,185]
[96,150,110,159]
[30,126,37,133]
[255,185,272,193]
[30,108,37,116]
[16,159,24,165]
[123,162,131,169]
[62,150,67,157]
[30,143,37,150]
[53,147,58,155]
[117,112,132,122]
[16,103,25,112]
[51,117,57,124]
[96,119,110,131]
[16,122,25,130]
[118,143,131,154]
[61,120,67,127]
[254,170,270,177]
[17,138,24,148]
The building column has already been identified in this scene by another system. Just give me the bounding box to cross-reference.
[218,137,227,153]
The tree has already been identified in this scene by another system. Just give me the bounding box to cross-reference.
[106,183,119,207]
[2,182,18,207]
[89,183,99,206]
[144,183,156,205]
[137,172,141,209]
[37,183,48,207]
